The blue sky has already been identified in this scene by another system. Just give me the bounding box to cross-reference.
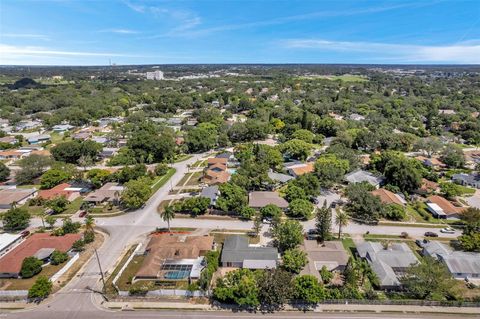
[1,0,479,65]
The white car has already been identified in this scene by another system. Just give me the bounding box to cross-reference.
[440,227,455,234]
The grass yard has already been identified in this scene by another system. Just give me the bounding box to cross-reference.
[341,237,356,257]
[185,171,203,186]
[151,168,176,193]
[116,255,146,291]
[3,261,67,290]
[363,234,406,240]
[105,245,138,295]
[210,231,260,245]
[63,197,83,215]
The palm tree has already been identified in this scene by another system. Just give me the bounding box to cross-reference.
[85,215,95,232]
[161,205,175,232]
[335,209,349,239]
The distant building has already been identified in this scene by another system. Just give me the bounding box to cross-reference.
[452,173,480,189]
[200,185,220,206]
[84,182,123,204]
[146,70,164,80]
[371,189,406,206]
[286,162,315,177]
[203,158,231,185]
[0,233,22,257]
[52,124,74,133]
[27,134,51,145]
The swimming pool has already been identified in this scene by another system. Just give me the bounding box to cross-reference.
[164,270,190,280]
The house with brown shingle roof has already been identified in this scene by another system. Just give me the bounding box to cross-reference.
[0,233,81,278]
[38,183,81,201]
[202,157,231,185]
[426,195,466,219]
[134,234,214,282]
[416,178,439,195]
[371,189,405,206]
[415,156,446,170]
[286,162,314,177]
[0,188,37,209]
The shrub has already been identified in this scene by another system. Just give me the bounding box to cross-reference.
[20,257,43,278]
[72,239,85,252]
[28,276,52,299]
[83,230,95,244]
[50,250,68,265]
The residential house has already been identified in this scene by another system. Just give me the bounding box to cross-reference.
[426,195,465,219]
[356,241,418,290]
[268,170,294,185]
[200,185,220,207]
[371,189,406,206]
[134,234,214,282]
[38,183,82,201]
[0,233,81,278]
[248,191,288,210]
[203,158,231,185]
[344,169,383,188]
[415,156,446,170]
[419,241,480,281]
[52,124,74,133]
[0,150,27,161]
[100,147,119,158]
[84,182,123,204]
[452,173,480,189]
[27,134,51,145]
[0,136,17,145]
[0,233,22,257]
[72,132,91,140]
[221,235,279,269]
[300,240,349,281]
[91,136,108,145]
[286,162,315,178]
[416,178,439,195]
[0,188,37,209]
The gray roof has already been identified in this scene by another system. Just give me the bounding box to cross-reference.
[452,173,480,184]
[268,171,294,183]
[356,241,418,288]
[221,235,278,264]
[248,191,288,209]
[345,169,383,186]
[34,248,55,260]
[421,241,480,276]
[200,186,219,204]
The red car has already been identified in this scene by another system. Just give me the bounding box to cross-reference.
[79,211,87,218]
[20,230,30,238]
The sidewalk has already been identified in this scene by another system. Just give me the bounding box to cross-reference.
[101,300,480,315]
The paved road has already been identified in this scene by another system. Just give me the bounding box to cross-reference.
[4,309,466,319]
[2,151,462,317]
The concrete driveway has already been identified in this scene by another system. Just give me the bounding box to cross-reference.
[465,189,480,208]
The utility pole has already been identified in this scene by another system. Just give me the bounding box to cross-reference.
[94,248,106,293]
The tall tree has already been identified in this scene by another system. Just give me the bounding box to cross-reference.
[335,209,349,239]
[315,202,332,242]
[161,205,175,232]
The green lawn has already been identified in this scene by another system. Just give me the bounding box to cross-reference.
[341,237,356,256]
[3,260,68,290]
[174,154,192,163]
[63,197,83,215]
[150,168,176,193]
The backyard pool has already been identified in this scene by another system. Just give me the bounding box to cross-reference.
[164,270,190,280]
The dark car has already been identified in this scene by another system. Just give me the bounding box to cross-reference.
[20,230,30,238]
[79,211,87,218]
[424,231,438,237]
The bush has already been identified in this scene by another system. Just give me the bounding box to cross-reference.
[72,239,85,252]
[260,204,282,219]
[239,206,256,220]
[50,250,68,265]
[28,276,52,299]
[287,199,314,219]
[198,250,220,290]
[282,248,307,274]
[20,257,43,278]
[83,230,95,243]
[61,218,81,234]
[155,163,169,176]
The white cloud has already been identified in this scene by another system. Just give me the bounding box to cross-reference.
[99,28,139,34]
[2,33,50,41]
[280,39,480,64]
[0,44,135,57]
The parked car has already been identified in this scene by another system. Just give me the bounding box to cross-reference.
[415,239,429,247]
[79,211,87,218]
[20,230,30,238]
[440,227,455,234]
[424,231,438,237]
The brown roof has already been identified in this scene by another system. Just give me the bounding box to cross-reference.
[0,150,24,157]
[30,150,51,157]
[135,234,214,279]
[84,182,123,202]
[415,156,446,167]
[38,183,74,200]
[0,233,81,275]
[248,191,288,209]
[419,178,439,192]
[427,195,465,216]
[301,240,349,277]
[289,162,314,176]
[0,188,36,206]
[207,158,227,166]
[203,162,230,185]
[371,188,404,206]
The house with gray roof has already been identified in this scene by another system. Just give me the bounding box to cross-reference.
[248,191,288,209]
[200,185,219,206]
[344,169,383,188]
[419,241,480,281]
[221,235,279,269]
[452,173,480,189]
[356,241,418,290]
[268,170,294,184]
